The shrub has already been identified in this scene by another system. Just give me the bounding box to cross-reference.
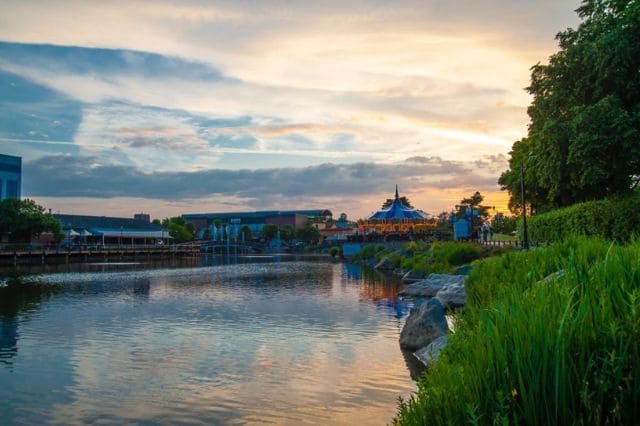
[328,246,342,258]
[522,191,640,243]
[395,237,640,425]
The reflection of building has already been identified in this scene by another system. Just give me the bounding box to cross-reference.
[0,154,21,200]
[53,214,169,246]
[360,186,432,233]
[183,209,333,237]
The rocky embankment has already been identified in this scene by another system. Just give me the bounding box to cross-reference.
[397,272,470,368]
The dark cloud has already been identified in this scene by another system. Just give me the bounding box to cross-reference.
[0,42,230,82]
[23,154,495,202]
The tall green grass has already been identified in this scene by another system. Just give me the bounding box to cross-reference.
[395,238,640,425]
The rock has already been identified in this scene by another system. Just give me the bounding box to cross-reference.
[394,268,407,277]
[436,283,466,308]
[401,270,425,283]
[374,256,395,270]
[399,299,448,350]
[400,274,465,298]
[453,264,474,276]
[414,335,448,367]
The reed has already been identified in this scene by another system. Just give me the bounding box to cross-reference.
[395,237,640,425]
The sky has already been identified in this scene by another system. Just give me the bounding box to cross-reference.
[0,0,581,220]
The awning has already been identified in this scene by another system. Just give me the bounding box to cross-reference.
[88,228,169,239]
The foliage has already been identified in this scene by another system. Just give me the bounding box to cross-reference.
[202,228,212,240]
[161,217,195,243]
[491,213,517,234]
[261,224,279,240]
[239,225,252,241]
[279,225,295,241]
[500,0,640,212]
[328,246,342,259]
[396,238,640,425]
[382,196,413,209]
[352,243,389,262]
[522,191,640,243]
[400,242,482,275]
[455,192,491,220]
[353,241,483,275]
[0,198,63,242]
[295,224,321,244]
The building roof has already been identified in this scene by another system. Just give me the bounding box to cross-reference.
[54,214,161,230]
[183,209,332,221]
[367,186,428,220]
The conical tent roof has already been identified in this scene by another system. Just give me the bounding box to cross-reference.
[367,185,428,220]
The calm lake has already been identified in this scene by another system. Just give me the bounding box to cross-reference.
[0,257,418,425]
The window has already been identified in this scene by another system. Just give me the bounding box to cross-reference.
[6,180,19,198]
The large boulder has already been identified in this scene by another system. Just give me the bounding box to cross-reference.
[414,335,448,367]
[436,283,466,308]
[399,299,448,350]
[401,269,425,283]
[400,274,465,298]
[374,256,395,270]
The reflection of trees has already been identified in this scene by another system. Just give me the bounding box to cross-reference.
[352,265,412,320]
[358,268,401,302]
[0,281,57,365]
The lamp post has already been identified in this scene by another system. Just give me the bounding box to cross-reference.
[520,161,529,250]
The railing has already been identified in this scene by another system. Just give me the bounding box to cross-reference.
[0,243,201,255]
[476,239,551,248]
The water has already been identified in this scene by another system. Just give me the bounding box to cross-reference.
[0,259,418,425]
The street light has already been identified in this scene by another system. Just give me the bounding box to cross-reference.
[520,159,530,250]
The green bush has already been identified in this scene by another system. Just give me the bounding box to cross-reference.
[523,192,640,243]
[353,243,389,262]
[395,237,640,425]
[328,246,342,258]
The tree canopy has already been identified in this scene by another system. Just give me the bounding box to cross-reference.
[0,198,63,243]
[499,0,640,212]
[382,196,413,209]
[161,217,195,243]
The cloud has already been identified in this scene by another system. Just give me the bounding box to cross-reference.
[23,154,502,204]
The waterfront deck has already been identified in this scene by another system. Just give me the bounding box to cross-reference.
[0,245,202,266]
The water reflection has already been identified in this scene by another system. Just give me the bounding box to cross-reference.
[0,319,18,364]
[0,259,416,425]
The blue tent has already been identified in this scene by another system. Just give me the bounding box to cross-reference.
[368,186,428,220]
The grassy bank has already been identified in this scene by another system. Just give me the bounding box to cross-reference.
[395,238,640,424]
[354,241,501,275]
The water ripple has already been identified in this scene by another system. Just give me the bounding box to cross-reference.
[0,261,415,425]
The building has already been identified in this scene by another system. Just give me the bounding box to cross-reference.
[0,154,21,200]
[134,213,151,223]
[183,209,333,238]
[53,214,169,246]
[360,186,432,234]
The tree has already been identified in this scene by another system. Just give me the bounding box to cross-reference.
[279,225,295,241]
[382,196,413,209]
[202,229,212,240]
[295,224,321,244]
[161,217,195,243]
[0,198,63,242]
[456,192,491,220]
[239,225,252,241]
[500,0,640,211]
[261,224,279,240]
